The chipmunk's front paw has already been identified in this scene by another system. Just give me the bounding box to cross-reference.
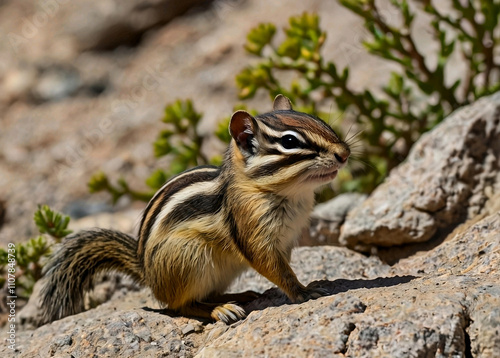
[211,303,246,324]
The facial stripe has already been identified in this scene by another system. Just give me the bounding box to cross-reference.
[248,153,318,178]
[257,112,339,154]
[277,113,339,142]
[261,130,309,153]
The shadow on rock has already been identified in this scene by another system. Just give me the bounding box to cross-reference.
[140,276,417,323]
[244,275,417,314]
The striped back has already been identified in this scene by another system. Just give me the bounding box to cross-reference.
[137,165,222,259]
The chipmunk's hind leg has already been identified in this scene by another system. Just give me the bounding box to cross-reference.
[179,301,246,324]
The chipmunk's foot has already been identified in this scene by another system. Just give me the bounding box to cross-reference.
[179,301,246,324]
[211,303,246,324]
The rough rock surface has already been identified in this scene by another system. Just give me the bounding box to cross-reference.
[301,193,367,246]
[4,210,500,357]
[339,92,500,248]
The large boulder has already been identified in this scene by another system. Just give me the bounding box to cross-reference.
[338,92,500,249]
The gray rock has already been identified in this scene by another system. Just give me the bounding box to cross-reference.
[301,193,367,246]
[340,92,500,248]
[33,66,81,102]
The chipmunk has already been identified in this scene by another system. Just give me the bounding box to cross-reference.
[40,95,350,324]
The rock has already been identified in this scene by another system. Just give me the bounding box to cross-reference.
[18,273,141,330]
[300,193,367,246]
[6,211,499,357]
[339,92,500,248]
[14,292,200,357]
[312,193,367,222]
[32,65,81,102]
[200,212,500,357]
[61,0,215,51]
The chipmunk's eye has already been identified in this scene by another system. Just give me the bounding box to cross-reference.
[281,134,301,149]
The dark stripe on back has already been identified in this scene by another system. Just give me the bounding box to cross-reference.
[161,182,226,230]
[138,166,220,257]
[249,153,317,178]
[146,181,228,266]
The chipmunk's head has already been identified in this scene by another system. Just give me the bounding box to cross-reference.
[228,95,350,194]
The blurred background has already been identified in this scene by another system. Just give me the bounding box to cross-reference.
[0,0,377,244]
[0,0,498,246]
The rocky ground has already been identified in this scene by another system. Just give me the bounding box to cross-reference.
[1,0,499,357]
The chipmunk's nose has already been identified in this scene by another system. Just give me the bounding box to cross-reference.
[334,145,350,164]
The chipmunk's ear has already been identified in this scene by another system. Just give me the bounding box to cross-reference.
[273,94,293,111]
[229,110,257,155]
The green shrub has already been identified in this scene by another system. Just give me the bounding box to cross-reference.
[237,1,500,190]
[90,0,500,201]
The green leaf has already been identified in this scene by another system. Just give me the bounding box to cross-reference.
[162,99,202,130]
[277,37,302,60]
[33,205,72,240]
[236,66,271,99]
[341,67,349,82]
[282,13,324,62]
[245,23,276,56]
[153,135,173,158]
[89,172,128,203]
[400,0,415,27]
[215,117,232,144]
[384,72,404,98]
[88,172,109,193]
[145,169,168,190]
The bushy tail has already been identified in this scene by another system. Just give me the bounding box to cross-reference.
[40,229,143,323]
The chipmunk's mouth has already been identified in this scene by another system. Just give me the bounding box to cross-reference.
[306,169,338,183]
